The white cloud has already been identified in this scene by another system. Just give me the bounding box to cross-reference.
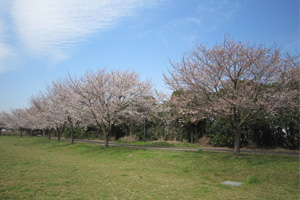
[9,0,160,60]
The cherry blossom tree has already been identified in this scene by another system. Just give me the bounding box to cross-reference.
[30,94,56,138]
[0,111,6,136]
[30,78,84,143]
[1,111,14,131]
[22,106,41,136]
[153,91,177,141]
[69,69,153,148]
[118,96,157,141]
[45,78,84,143]
[164,36,299,157]
[6,108,29,137]
[167,90,207,143]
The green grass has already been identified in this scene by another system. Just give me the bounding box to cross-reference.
[0,136,299,200]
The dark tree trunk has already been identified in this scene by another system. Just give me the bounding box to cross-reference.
[57,128,61,142]
[31,129,34,137]
[20,129,23,137]
[233,126,241,157]
[163,125,169,142]
[114,128,116,141]
[48,129,51,140]
[68,117,75,144]
[71,133,74,144]
[129,127,132,142]
[103,125,111,148]
[71,126,75,144]
[195,125,199,143]
[191,131,194,144]
[0,129,2,136]
[104,134,109,148]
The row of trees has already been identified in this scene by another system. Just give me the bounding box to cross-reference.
[1,37,299,156]
[0,69,163,148]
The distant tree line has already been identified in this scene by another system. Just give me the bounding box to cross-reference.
[0,37,299,156]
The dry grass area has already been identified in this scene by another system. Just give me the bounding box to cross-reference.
[0,136,299,200]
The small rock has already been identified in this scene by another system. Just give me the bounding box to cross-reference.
[221,181,243,186]
[127,155,133,157]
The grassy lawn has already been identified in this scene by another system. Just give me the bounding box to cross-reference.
[0,136,299,200]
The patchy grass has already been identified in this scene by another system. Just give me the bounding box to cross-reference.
[0,136,299,200]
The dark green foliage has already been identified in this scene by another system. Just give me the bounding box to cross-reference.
[246,110,299,149]
[205,120,234,147]
[246,117,279,148]
[200,110,299,149]
[63,127,86,139]
[57,107,298,150]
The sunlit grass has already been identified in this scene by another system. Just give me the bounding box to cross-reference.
[0,136,299,199]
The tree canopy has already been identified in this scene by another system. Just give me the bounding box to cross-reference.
[164,36,299,156]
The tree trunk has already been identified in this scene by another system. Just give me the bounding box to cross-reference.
[57,128,61,142]
[0,129,2,136]
[143,117,146,143]
[20,129,23,137]
[114,128,116,141]
[103,125,111,148]
[104,134,109,148]
[31,129,34,137]
[71,126,75,144]
[163,126,169,142]
[67,117,75,144]
[191,131,194,144]
[48,129,51,140]
[71,133,74,144]
[233,126,241,157]
[129,128,132,142]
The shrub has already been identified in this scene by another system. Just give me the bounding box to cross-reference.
[246,176,260,184]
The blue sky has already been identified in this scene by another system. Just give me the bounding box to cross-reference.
[0,0,299,111]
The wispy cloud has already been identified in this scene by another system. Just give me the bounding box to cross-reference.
[0,1,17,73]
[197,0,241,20]
[158,0,241,47]
[0,0,161,70]
[12,0,161,59]
[0,43,16,73]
